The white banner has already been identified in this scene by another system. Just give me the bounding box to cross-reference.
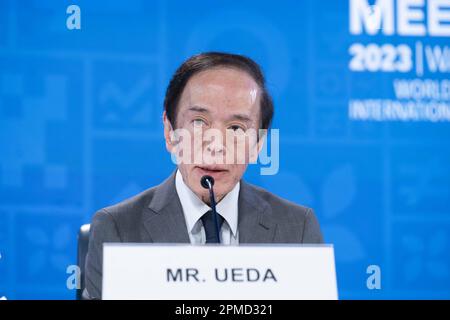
[103,244,338,300]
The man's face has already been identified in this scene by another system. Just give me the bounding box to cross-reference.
[164,67,263,203]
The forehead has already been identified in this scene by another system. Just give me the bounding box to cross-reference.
[179,67,260,113]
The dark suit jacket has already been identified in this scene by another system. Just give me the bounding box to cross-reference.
[84,172,323,299]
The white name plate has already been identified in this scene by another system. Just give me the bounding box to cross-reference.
[103,244,338,300]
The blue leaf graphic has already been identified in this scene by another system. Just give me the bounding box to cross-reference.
[261,172,315,207]
[322,224,365,262]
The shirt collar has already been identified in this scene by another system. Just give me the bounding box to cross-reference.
[175,169,240,237]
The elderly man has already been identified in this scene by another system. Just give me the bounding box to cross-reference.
[84,52,323,299]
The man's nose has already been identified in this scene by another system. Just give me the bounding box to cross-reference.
[205,138,225,154]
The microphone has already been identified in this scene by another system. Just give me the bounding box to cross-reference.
[200,175,221,243]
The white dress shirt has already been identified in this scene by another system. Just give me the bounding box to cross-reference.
[175,170,239,245]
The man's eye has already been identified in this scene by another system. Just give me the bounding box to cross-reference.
[229,125,245,132]
[193,119,206,127]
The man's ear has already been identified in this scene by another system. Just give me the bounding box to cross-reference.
[163,111,175,153]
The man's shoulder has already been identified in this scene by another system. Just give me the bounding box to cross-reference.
[101,186,156,217]
[242,181,323,243]
[89,186,156,238]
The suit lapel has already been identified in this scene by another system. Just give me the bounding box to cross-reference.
[142,173,277,244]
[238,181,277,243]
[143,172,190,243]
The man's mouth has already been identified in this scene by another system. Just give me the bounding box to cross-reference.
[196,165,228,176]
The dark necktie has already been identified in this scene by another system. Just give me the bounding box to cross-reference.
[200,210,224,243]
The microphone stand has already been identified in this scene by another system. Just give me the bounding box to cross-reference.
[201,175,221,243]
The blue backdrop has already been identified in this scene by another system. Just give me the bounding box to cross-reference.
[0,0,449,299]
